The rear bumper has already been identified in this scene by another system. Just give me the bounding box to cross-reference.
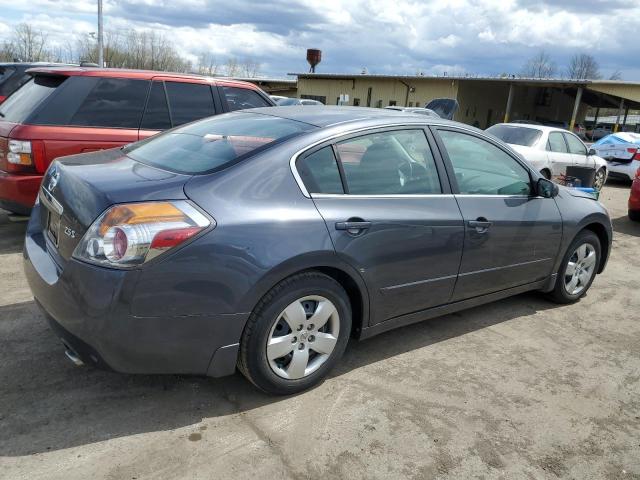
[606,160,639,181]
[23,206,247,377]
[0,171,41,214]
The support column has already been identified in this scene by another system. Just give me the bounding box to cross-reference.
[569,86,583,132]
[614,98,625,133]
[623,106,630,130]
[503,83,514,123]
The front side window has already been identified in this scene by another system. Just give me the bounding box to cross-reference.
[165,81,216,126]
[297,147,343,194]
[564,133,587,155]
[439,130,531,196]
[70,78,149,128]
[547,132,568,153]
[223,86,271,111]
[335,129,441,195]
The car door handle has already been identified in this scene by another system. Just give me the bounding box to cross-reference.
[468,218,492,233]
[335,221,372,233]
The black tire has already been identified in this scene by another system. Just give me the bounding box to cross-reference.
[629,210,640,222]
[593,168,606,191]
[548,230,601,304]
[238,271,351,395]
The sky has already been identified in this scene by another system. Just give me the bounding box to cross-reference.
[1,0,639,80]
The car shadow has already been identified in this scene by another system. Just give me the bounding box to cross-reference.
[0,210,27,255]
[0,292,558,456]
[612,214,640,237]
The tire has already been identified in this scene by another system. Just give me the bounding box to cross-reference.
[593,168,606,191]
[238,271,352,395]
[629,210,640,222]
[548,230,601,304]
[540,169,551,180]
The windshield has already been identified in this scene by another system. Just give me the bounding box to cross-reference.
[0,75,66,122]
[125,112,315,175]
[276,98,301,106]
[486,125,542,147]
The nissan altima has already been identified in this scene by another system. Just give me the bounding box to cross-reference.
[24,107,612,395]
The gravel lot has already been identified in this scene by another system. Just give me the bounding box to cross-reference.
[1,182,639,480]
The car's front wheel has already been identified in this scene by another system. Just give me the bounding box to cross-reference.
[238,272,351,395]
[593,168,606,191]
[548,230,600,304]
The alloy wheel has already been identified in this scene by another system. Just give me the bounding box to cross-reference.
[593,169,605,191]
[266,295,340,380]
[563,243,597,295]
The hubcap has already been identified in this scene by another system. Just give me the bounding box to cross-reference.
[594,170,605,190]
[564,243,597,295]
[266,295,340,380]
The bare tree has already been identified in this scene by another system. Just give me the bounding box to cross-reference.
[225,57,240,76]
[240,57,260,77]
[608,69,623,81]
[566,53,601,79]
[12,23,47,62]
[520,50,557,79]
[197,53,220,76]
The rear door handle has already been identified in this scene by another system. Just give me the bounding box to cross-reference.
[468,218,492,233]
[335,221,372,233]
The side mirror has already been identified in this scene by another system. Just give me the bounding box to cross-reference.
[588,148,596,156]
[537,178,559,198]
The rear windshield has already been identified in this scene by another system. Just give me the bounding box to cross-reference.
[486,125,542,147]
[125,112,315,174]
[0,75,66,123]
[0,66,16,95]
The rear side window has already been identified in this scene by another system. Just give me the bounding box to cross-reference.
[0,67,16,95]
[0,76,66,123]
[297,147,344,194]
[165,82,216,126]
[70,78,148,128]
[140,81,171,130]
[335,129,441,195]
[547,132,568,153]
[223,86,271,111]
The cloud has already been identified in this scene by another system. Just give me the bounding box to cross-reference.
[0,0,638,80]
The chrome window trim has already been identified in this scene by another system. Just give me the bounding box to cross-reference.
[311,193,454,199]
[289,122,484,198]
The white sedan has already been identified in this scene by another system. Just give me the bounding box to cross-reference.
[591,132,640,181]
[486,123,608,190]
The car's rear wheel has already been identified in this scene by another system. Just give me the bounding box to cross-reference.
[238,272,351,395]
[629,210,640,222]
[548,230,600,304]
[593,168,606,191]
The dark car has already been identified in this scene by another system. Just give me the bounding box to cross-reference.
[0,66,275,214]
[0,62,76,104]
[24,107,612,395]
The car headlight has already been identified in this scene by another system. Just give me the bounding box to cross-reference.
[73,201,212,268]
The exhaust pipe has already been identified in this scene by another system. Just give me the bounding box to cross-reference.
[64,347,84,366]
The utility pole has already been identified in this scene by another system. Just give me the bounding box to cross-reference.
[98,0,104,67]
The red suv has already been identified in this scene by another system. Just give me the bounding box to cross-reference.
[0,67,274,214]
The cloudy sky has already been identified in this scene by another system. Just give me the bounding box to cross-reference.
[1,0,639,80]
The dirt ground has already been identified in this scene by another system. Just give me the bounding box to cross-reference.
[1,181,639,480]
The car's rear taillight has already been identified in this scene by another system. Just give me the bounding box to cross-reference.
[4,139,44,173]
[73,201,212,268]
[632,148,640,161]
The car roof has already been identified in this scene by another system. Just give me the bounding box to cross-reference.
[22,66,260,89]
[492,123,574,134]
[243,106,467,129]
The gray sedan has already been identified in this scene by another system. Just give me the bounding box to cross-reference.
[24,107,612,395]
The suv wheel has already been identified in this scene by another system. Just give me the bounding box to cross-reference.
[238,272,351,395]
[548,230,600,304]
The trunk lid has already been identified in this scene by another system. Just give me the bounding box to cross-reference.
[39,148,192,260]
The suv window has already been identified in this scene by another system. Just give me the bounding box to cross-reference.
[223,86,271,111]
[0,76,67,123]
[165,81,216,126]
[547,132,568,153]
[335,129,441,195]
[0,66,16,96]
[439,130,531,196]
[140,81,171,130]
[564,133,587,155]
[297,147,344,194]
[70,78,149,128]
